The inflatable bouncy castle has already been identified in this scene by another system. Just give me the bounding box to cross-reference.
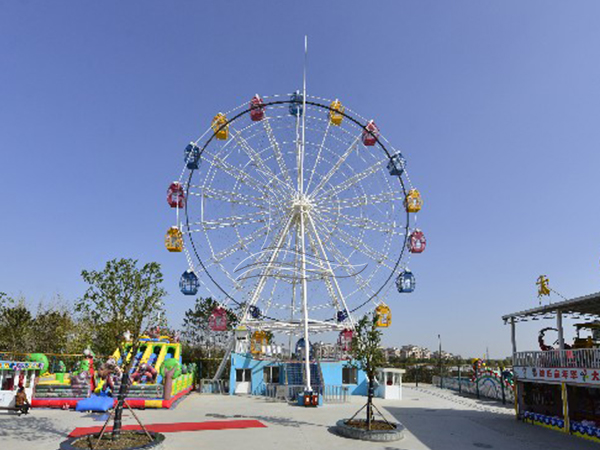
[31,335,195,410]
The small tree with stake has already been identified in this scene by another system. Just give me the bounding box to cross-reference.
[76,258,167,444]
[347,313,394,431]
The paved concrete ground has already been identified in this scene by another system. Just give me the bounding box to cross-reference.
[1,384,597,450]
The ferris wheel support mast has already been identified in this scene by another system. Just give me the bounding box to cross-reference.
[299,35,312,392]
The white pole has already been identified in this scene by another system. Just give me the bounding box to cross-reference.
[557,310,564,351]
[290,224,299,359]
[300,210,311,391]
[300,35,307,195]
[300,35,311,391]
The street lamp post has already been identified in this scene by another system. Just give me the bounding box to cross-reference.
[438,334,443,389]
[415,365,419,387]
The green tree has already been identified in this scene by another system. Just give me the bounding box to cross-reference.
[0,294,34,353]
[76,259,167,356]
[31,301,75,354]
[350,313,387,430]
[64,317,95,355]
[76,258,167,441]
[182,297,239,353]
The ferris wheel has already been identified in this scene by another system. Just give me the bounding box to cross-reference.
[165,92,425,339]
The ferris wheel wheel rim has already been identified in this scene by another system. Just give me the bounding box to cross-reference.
[181,96,414,321]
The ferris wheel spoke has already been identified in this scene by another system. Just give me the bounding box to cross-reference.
[305,119,332,194]
[189,185,268,210]
[260,275,281,318]
[305,212,355,326]
[317,158,387,202]
[308,136,360,199]
[317,191,403,210]
[263,117,295,188]
[317,210,401,235]
[213,260,245,292]
[192,210,268,231]
[202,148,279,197]
[242,212,296,321]
[313,215,395,271]
[313,225,379,300]
[210,224,271,263]
[319,235,379,299]
[305,221,341,307]
[230,126,296,195]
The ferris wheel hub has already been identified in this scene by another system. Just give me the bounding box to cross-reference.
[292,193,314,212]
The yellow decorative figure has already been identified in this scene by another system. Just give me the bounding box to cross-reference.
[251,330,268,354]
[165,226,183,252]
[329,99,344,126]
[375,304,392,328]
[211,113,229,140]
[536,275,550,304]
[405,189,422,213]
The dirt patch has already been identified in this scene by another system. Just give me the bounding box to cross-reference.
[344,419,396,431]
[70,431,155,450]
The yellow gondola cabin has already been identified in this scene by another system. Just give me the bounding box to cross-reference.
[165,226,183,252]
[211,113,229,140]
[375,304,392,327]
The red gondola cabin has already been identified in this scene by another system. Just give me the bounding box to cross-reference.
[167,182,185,208]
[362,120,380,146]
[408,229,426,254]
[250,95,265,121]
[339,329,354,352]
[209,307,228,331]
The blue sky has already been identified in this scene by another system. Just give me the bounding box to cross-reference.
[2,1,600,358]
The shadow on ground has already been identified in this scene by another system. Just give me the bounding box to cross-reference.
[0,412,71,442]
[383,404,598,450]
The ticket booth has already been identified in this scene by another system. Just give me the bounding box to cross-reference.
[0,360,41,408]
[376,368,405,400]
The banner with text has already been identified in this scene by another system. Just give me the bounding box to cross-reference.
[515,366,600,385]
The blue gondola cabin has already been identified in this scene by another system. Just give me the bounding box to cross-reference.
[185,143,200,170]
[396,270,416,293]
[387,152,406,176]
[289,91,303,117]
[179,270,199,296]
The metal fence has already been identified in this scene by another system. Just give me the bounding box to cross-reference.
[322,385,350,403]
[432,376,515,403]
[513,349,600,369]
[198,379,229,394]
[263,383,349,403]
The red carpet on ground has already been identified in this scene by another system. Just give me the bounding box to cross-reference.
[69,420,267,437]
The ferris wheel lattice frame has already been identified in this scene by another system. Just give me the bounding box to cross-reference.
[168,95,424,338]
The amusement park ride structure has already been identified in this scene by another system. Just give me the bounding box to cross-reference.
[165,40,424,393]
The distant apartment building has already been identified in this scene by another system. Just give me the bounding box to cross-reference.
[431,350,455,360]
[400,344,432,360]
[384,347,403,360]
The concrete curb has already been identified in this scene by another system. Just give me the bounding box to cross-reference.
[334,419,405,442]
[59,431,165,450]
